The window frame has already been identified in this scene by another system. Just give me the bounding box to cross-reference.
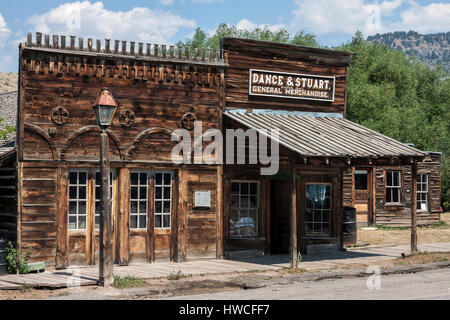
[153,171,173,230]
[304,182,332,237]
[385,170,402,205]
[229,180,260,238]
[129,171,150,230]
[68,170,89,231]
[417,173,428,212]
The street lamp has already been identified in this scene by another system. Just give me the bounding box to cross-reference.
[93,88,118,286]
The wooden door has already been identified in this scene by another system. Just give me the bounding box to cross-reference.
[270,180,290,254]
[353,168,372,225]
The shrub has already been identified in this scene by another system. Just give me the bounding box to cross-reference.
[6,241,31,274]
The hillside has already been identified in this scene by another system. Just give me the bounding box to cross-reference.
[0,72,18,94]
[367,31,450,72]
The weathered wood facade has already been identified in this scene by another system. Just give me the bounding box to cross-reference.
[3,33,440,267]
[343,152,442,227]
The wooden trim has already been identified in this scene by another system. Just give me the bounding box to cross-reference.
[177,169,187,262]
[118,168,130,265]
[290,159,298,268]
[411,162,418,252]
[55,166,68,269]
[17,162,23,252]
[216,165,224,258]
[147,171,155,263]
[86,169,95,265]
[170,171,178,261]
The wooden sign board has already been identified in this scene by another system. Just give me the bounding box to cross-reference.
[249,69,335,102]
[193,191,211,208]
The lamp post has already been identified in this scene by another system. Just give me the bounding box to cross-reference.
[93,88,118,286]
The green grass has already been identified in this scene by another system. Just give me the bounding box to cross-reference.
[427,221,448,228]
[167,270,192,281]
[111,276,147,289]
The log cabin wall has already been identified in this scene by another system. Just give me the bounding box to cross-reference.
[222,37,353,115]
[17,33,226,267]
[341,153,441,227]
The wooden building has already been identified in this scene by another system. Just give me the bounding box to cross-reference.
[0,33,441,268]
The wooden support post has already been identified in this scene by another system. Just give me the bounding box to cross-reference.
[55,166,68,269]
[216,165,224,259]
[290,159,298,268]
[99,131,113,286]
[118,168,130,265]
[411,161,418,253]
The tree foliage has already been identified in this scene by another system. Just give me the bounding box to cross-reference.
[179,26,449,209]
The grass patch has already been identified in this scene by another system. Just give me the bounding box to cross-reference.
[58,291,69,297]
[111,276,147,289]
[19,283,32,292]
[393,251,450,266]
[427,221,448,228]
[167,270,192,281]
[280,267,308,274]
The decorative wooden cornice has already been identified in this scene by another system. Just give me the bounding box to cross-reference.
[22,32,228,68]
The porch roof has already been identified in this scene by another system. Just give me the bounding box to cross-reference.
[224,111,425,159]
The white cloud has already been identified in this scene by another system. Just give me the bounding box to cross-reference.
[159,0,174,5]
[394,2,450,33]
[236,18,286,33]
[0,12,11,49]
[25,1,196,44]
[290,0,450,36]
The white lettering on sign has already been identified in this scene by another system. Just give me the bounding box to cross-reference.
[249,69,335,102]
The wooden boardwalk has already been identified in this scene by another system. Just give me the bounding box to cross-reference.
[1,242,450,290]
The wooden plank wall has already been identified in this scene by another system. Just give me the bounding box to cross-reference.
[223,38,350,114]
[17,44,224,266]
[0,157,17,245]
[349,155,441,226]
[19,165,57,263]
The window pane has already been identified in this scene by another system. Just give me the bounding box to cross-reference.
[131,173,138,185]
[249,196,258,208]
[139,201,146,213]
[250,183,258,195]
[155,173,163,185]
[155,201,162,213]
[78,216,86,230]
[305,184,332,236]
[130,215,137,229]
[79,172,87,184]
[95,202,100,214]
[386,171,392,186]
[95,186,101,200]
[139,173,147,185]
[393,189,399,203]
[69,186,77,199]
[69,172,77,185]
[69,201,77,215]
[139,187,147,199]
[69,216,77,230]
[393,172,399,187]
[163,187,171,200]
[163,201,171,213]
[155,215,162,228]
[355,172,368,190]
[78,186,86,199]
[241,183,249,195]
[95,216,100,229]
[163,214,170,228]
[139,215,147,229]
[231,196,240,208]
[130,201,138,213]
[155,187,162,199]
[164,173,171,185]
[241,196,249,208]
[231,183,239,195]
[131,187,138,199]
[78,201,86,214]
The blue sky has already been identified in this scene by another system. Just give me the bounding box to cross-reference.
[0,0,449,72]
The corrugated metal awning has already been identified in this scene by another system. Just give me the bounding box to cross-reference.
[224,111,425,158]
